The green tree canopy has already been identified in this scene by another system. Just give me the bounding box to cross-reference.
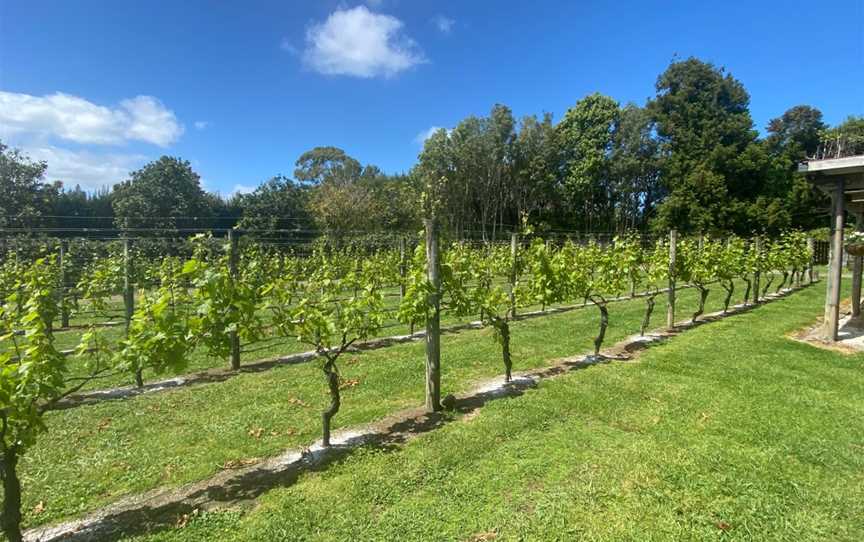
[112,156,212,233]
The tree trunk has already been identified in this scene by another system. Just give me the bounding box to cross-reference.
[692,286,709,323]
[641,293,657,336]
[742,277,752,305]
[321,358,341,447]
[1,447,23,542]
[134,368,144,389]
[722,280,734,313]
[593,300,608,355]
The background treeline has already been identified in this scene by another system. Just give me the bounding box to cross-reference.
[2,57,864,238]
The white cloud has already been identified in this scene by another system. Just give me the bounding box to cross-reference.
[433,15,455,34]
[22,145,146,191]
[194,120,210,130]
[231,184,256,196]
[415,126,445,146]
[0,91,183,147]
[302,6,425,78]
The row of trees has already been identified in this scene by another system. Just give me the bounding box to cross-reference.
[3,58,864,239]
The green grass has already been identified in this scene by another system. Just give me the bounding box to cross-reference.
[9,279,821,534]
[119,279,864,542]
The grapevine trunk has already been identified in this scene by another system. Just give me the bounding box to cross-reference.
[321,358,341,447]
[641,293,657,336]
[1,447,23,542]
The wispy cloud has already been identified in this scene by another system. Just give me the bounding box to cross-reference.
[433,15,455,34]
[0,91,183,147]
[231,184,256,196]
[415,126,446,146]
[194,120,210,131]
[301,6,426,78]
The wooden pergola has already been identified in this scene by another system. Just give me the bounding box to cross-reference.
[799,155,864,341]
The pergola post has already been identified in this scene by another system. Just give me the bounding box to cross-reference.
[852,213,864,321]
[824,178,845,341]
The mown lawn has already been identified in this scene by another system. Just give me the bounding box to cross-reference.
[114,280,864,542]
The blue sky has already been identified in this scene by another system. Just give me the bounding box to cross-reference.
[1,0,862,196]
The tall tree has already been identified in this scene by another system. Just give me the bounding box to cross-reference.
[512,113,558,227]
[557,93,620,231]
[610,104,662,231]
[294,146,362,186]
[112,156,211,233]
[766,105,826,160]
[648,58,765,234]
[0,143,60,230]
[237,176,311,236]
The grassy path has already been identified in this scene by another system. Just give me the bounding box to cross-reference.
[116,281,864,542]
[9,280,827,534]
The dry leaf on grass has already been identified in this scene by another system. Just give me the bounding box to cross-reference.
[221,458,259,470]
[339,378,360,390]
[288,397,310,408]
[32,501,45,515]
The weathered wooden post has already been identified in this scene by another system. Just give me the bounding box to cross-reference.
[509,232,518,318]
[753,236,762,304]
[852,214,863,319]
[824,179,845,340]
[124,238,143,388]
[666,229,677,329]
[399,236,407,301]
[424,219,442,412]
[59,240,70,328]
[228,229,241,370]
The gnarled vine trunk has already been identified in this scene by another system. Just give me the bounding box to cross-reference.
[591,298,609,355]
[692,286,709,323]
[1,447,23,542]
[135,368,144,389]
[321,357,341,447]
[742,277,752,305]
[494,318,512,382]
[721,280,734,313]
[641,293,657,336]
[776,271,788,293]
[762,273,775,297]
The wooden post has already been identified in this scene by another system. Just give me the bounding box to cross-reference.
[398,237,407,300]
[666,230,677,329]
[424,219,442,412]
[59,240,70,328]
[807,237,815,284]
[853,214,863,319]
[753,237,762,304]
[509,232,518,318]
[123,238,135,331]
[824,179,845,341]
[124,239,143,387]
[228,229,241,370]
